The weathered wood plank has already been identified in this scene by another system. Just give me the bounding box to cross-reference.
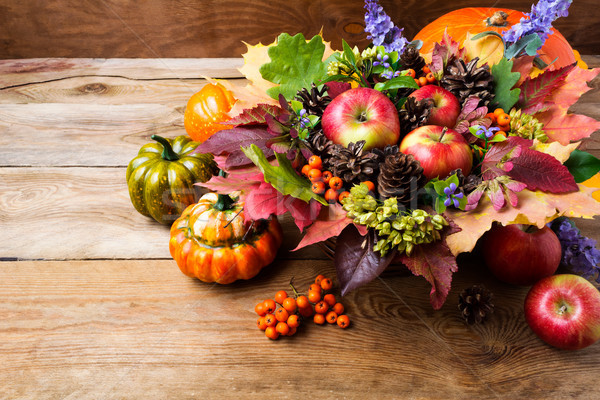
[0,167,323,260]
[1,258,599,399]
[0,0,599,58]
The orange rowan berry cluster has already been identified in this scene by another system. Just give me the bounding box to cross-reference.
[486,108,512,133]
[411,66,436,87]
[301,155,348,204]
[255,274,351,340]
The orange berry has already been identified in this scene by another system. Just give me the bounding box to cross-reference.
[315,301,329,314]
[274,290,288,305]
[313,313,326,325]
[418,77,428,86]
[308,168,322,182]
[282,297,297,313]
[265,326,279,340]
[311,181,326,195]
[263,299,276,314]
[315,274,326,285]
[326,311,338,324]
[264,313,277,327]
[324,188,339,203]
[338,191,351,203]
[493,108,505,117]
[298,305,314,318]
[499,124,510,132]
[275,321,290,336]
[337,314,350,328]
[287,326,297,336]
[414,78,421,86]
[320,278,333,291]
[255,302,266,316]
[321,170,333,184]
[257,316,268,331]
[329,176,343,191]
[275,307,289,322]
[309,283,322,293]
[296,295,310,309]
[308,155,323,170]
[426,72,436,84]
[308,290,322,304]
[323,293,336,306]
[485,112,497,124]
[497,113,511,127]
[287,314,300,328]
[362,181,375,192]
[332,302,345,315]
[423,65,431,74]
[301,164,312,176]
[406,68,416,78]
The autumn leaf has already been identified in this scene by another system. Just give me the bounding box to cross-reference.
[532,140,579,163]
[227,103,284,126]
[397,240,458,310]
[431,31,465,79]
[543,67,600,110]
[293,203,351,251]
[445,185,600,256]
[518,63,576,111]
[536,106,600,145]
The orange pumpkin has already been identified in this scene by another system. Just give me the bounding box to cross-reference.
[413,8,576,69]
[184,83,237,143]
[169,192,283,284]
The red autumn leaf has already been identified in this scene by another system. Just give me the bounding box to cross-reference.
[508,145,579,193]
[481,137,525,180]
[285,196,322,232]
[244,182,286,221]
[536,106,600,145]
[292,203,351,251]
[326,81,352,99]
[227,103,284,126]
[512,55,535,85]
[397,240,458,310]
[543,67,600,110]
[518,63,576,111]
[431,31,465,76]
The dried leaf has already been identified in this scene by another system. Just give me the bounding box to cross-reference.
[431,31,466,78]
[531,140,579,163]
[536,106,600,145]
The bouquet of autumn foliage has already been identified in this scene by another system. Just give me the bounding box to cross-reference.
[194,0,600,309]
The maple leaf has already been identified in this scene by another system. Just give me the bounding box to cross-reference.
[445,185,600,256]
[285,196,322,232]
[542,67,600,110]
[518,63,576,111]
[536,106,600,145]
[227,104,284,126]
[531,140,579,163]
[202,77,277,119]
[244,182,286,221]
[431,31,465,79]
[397,240,458,310]
[293,203,352,251]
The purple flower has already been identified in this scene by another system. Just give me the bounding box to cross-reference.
[373,53,391,68]
[550,218,600,283]
[503,0,572,47]
[364,0,408,53]
[476,126,501,139]
[442,182,464,208]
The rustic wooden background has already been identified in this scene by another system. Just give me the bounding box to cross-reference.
[1,0,599,59]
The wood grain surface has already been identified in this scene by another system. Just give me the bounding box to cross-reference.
[1,56,600,399]
[0,0,599,59]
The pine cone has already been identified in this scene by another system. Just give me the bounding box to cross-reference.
[329,141,380,185]
[370,144,399,163]
[400,45,426,75]
[305,130,336,167]
[441,58,494,107]
[398,97,433,137]
[295,83,331,116]
[458,285,494,324]
[377,152,426,207]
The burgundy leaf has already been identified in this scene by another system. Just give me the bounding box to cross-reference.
[227,104,284,126]
[397,241,458,310]
[334,226,397,296]
[285,196,322,232]
[508,146,579,193]
[326,82,352,99]
[196,126,277,155]
[518,63,576,111]
[481,137,526,180]
[224,147,274,168]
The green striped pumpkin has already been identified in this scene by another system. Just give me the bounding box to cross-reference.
[126,135,217,225]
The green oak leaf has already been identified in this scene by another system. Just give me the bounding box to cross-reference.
[241,144,327,205]
[259,33,329,100]
[491,57,521,112]
[564,149,600,183]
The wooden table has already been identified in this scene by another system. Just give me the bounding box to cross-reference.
[1,57,599,399]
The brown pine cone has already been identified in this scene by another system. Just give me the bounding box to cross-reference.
[329,141,380,185]
[458,285,494,324]
[400,45,426,76]
[377,152,426,207]
[440,57,494,107]
[398,97,433,137]
[295,83,331,116]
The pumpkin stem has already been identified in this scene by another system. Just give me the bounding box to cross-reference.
[151,135,180,161]
[214,193,236,211]
[486,11,509,27]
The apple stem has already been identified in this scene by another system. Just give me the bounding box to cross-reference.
[438,127,448,142]
[558,304,568,315]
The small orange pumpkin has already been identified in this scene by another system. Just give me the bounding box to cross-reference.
[413,8,576,69]
[183,82,237,143]
[169,192,283,284]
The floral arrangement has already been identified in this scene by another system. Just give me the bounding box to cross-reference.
[188,0,600,310]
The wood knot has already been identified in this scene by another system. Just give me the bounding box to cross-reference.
[343,22,365,35]
[80,83,108,94]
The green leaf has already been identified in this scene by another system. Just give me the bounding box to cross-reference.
[505,33,543,59]
[342,40,357,67]
[260,33,329,100]
[491,58,521,111]
[373,76,419,91]
[564,149,600,183]
[241,144,328,205]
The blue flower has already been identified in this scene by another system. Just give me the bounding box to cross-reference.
[364,0,408,53]
[503,0,572,47]
[551,218,600,283]
[373,53,391,68]
[476,126,501,139]
[297,109,311,129]
[443,182,464,208]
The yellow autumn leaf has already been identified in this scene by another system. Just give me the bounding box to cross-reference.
[532,140,580,163]
[582,173,600,202]
[463,32,504,68]
[445,185,600,256]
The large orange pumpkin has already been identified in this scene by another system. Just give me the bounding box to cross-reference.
[413,8,576,69]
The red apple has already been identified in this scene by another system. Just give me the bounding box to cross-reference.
[408,85,460,128]
[525,274,600,350]
[321,87,400,151]
[399,125,472,180]
[481,224,561,286]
